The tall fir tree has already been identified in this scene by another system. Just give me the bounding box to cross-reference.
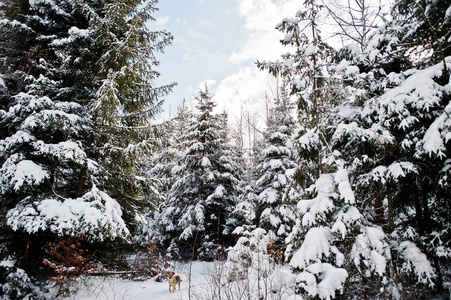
[0,0,174,288]
[337,0,451,293]
[156,88,243,260]
[144,100,194,199]
[251,80,297,248]
[259,0,449,298]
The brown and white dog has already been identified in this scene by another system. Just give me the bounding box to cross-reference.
[168,271,181,293]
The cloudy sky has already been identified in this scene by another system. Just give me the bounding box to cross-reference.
[152,0,302,122]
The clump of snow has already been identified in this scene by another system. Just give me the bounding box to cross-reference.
[0,257,15,268]
[68,26,91,37]
[259,187,278,204]
[297,263,348,300]
[0,18,32,31]
[422,112,448,158]
[298,130,319,150]
[335,59,349,72]
[305,45,317,55]
[368,49,380,62]
[290,227,331,269]
[11,160,48,191]
[0,131,35,161]
[351,226,390,278]
[344,43,361,56]
[334,169,355,204]
[297,174,335,226]
[207,185,225,202]
[366,161,417,184]
[331,205,363,239]
[336,206,362,225]
[345,65,360,76]
[6,185,129,241]
[399,241,436,286]
[200,156,211,168]
[0,155,49,193]
[261,207,282,227]
[293,78,306,89]
[194,204,205,226]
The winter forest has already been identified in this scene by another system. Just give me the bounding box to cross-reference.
[0,0,450,299]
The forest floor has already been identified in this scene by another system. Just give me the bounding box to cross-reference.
[60,261,301,300]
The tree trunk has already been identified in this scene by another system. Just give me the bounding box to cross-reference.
[77,136,93,197]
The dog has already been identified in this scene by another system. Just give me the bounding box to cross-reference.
[168,271,181,293]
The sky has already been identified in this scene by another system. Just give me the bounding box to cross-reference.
[152,0,302,122]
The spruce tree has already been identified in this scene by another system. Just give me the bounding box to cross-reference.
[145,99,195,195]
[252,81,297,248]
[258,0,449,298]
[157,88,243,260]
[327,0,451,295]
[0,0,174,283]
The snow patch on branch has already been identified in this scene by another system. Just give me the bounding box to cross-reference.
[6,186,129,241]
[399,241,436,286]
[11,160,48,191]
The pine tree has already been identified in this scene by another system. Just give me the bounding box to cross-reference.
[252,80,297,248]
[0,0,174,282]
[328,0,451,294]
[258,0,449,298]
[346,0,451,293]
[258,0,341,186]
[157,88,243,260]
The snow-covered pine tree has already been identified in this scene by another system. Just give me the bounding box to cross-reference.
[258,0,340,186]
[329,0,451,294]
[258,0,447,298]
[144,100,194,200]
[251,80,297,249]
[142,100,194,249]
[256,15,356,297]
[157,88,243,260]
[0,0,95,279]
[0,0,174,283]
[217,110,247,245]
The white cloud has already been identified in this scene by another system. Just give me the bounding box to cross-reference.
[197,79,217,91]
[156,0,302,130]
[230,0,299,63]
[198,18,216,29]
[211,0,299,125]
[155,16,170,27]
[213,67,271,120]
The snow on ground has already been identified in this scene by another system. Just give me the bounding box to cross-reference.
[63,261,301,300]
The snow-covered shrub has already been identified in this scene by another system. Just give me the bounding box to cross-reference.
[224,226,297,299]
[126,237,170,282]
[226,226,274,282]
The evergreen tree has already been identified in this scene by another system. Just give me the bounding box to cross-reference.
[0,0,174,283]
[143,100,194,247]
[157,88,243,260]
[336,0,451,293]
[326,0,451,295]
[259,0,449,298]
[252,81,297,247]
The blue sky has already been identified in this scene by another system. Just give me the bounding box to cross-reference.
[153,0,245,118]
[152,0,301,121]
